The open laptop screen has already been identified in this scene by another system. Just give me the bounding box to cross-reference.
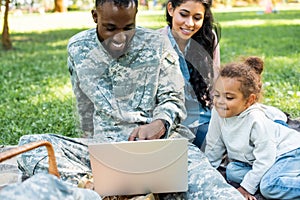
[88,138,188,196]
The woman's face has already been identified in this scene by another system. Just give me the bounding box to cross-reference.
[167,1,205,40]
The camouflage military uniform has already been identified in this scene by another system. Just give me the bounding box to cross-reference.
[67,27,192,142]
[0,173,101,200]
[16,28,244,199]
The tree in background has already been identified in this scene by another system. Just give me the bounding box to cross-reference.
[54,0,66,12]
[2,0,12,50]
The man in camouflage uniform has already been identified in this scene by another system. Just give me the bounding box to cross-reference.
[16,0,244,199]
[67,9,189,142]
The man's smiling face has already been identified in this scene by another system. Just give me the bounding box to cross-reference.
[92,1,137,58]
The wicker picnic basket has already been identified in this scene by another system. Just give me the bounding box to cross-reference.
[0,140,60,178]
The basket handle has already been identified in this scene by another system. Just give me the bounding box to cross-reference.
[0,140,60,178]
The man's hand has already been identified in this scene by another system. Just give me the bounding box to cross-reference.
[128,120,166,141]
[237,187,257,200]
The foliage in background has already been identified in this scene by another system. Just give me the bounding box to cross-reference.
[0,9,299,145]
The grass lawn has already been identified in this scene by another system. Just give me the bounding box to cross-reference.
[0,6,299,145]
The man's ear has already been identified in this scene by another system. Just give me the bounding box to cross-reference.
[246,94,256,107]
[167,2,174,17]
[91,9,97,23]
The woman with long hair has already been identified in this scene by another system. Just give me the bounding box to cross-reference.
[159,0,221,150]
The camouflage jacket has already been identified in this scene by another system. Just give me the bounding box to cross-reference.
[67,27,189,142]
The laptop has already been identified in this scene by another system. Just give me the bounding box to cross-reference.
[88,138,188,196]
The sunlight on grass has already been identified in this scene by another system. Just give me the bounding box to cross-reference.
[262,55,300,117]
[4,12,94,33]
[47,40,70,47]
[30,82,73,105]
[136,11,166,29]
[137,21,167,29]
[221,19,300,27]
[264,81,300,117]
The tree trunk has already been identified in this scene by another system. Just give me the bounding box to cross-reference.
[54,0,66,12]
[2,0,12,50]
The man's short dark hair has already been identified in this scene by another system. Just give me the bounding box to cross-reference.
[95,0,138,8]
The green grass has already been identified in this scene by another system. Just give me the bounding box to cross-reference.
[213,10,300,116]
[0,29,83,144]
[0,9,299,145]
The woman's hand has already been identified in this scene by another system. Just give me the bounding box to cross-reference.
[128,120,166,141]
[237,187,257,200]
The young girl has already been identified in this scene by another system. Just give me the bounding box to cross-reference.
[205,56,300,200]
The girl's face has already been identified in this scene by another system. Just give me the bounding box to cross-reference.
[167,1,205,40]
[213,77,254,118]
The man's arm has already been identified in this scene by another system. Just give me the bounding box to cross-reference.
[152,36,187,134]
[128,34,186,141]
[68,54,94,136]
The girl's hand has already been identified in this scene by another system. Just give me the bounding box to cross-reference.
[237,187,257,200]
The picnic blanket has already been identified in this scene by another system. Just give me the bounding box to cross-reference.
[0,173,101,200]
